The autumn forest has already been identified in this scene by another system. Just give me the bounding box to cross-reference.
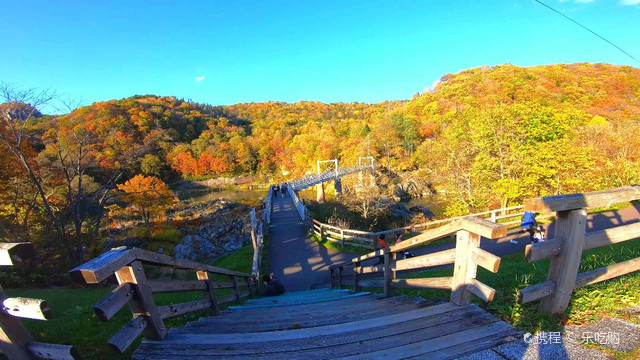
[2,62,640,267]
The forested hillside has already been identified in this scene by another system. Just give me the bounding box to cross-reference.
[1,62,639,264]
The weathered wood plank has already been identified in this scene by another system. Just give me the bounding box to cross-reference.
[27,342,82,360]
[132,249,252,278]
[524,185,640,212]
[108,315,146,353]
[158,300,212,319]
[584,222,640,251]
[196,271,220,316]
[134,306,486,357]
[143,303,462,344]
[517,279,556,304]
[391,277,452,290]
[450,231,479,306]
[459,217,507,239]
[395,248,456,271]
[2,297,52,320]
[390,222,459,253]
[149,280,206,293]
[575,256,640,288]
[341,320,513,360]
[93,283,133,321]
[115,261,166,341]
[525,237,563,262]
[0,243,34,266]
[540,209,587,314]
[69,247,135,284]
[470,248,501,273]
[0,286,33,360]
[466,278,495,302]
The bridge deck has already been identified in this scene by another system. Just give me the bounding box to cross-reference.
[133,289,519,359]
[268,193,358,291]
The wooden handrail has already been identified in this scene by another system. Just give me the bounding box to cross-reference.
[518,185,640,315]
[0,243,81,359]
[329,217,506,306]
[69,247,256,353]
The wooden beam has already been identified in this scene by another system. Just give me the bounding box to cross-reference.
[0,243,35,266]
[466,278,495,302]
[390,222,459,253]
[575,256,640,289]
[27,342,81,360]
[115,261,166,340]
[2,297,52,320]
[517,280,556,304]
[158,300,211,319]
[93,283,133,321]
[450,231,479,306]
[524,185,640,213]
[584,222,640,251]
[525,238,563,262]
[459,217,507,239]
[391,277,452,290]
[195,271,220,316]
[351,248,389,263]
[470,248,501,273]
[108,315,146,353]
[540,209,587,315]
[149,280,206,293]
[383,252,391,297]
[359,265,384,274]
[131,249,252,278]
[69,247,135,284]
[394,249,456,271]
[229,275,241,303]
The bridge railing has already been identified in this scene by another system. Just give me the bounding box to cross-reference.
[0,243,81,360]
[289,165,375,191]
[250,207,265,281]
[517,185,640,314]
[329,217,507,305]
[69,247,257,353]
[312,220,375,249]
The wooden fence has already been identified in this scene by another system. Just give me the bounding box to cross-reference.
[310,204,548,250]
[69,247,257,353]
[0,243,80,360]
[517,185,640,314]
[328,217,507,305]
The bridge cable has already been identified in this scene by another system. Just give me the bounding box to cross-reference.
[534,0,639,64]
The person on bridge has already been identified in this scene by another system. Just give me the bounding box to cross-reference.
[262,274,286,296]
[282,182,288,197]
[273,185,279,198]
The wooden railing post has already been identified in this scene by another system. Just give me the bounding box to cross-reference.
[0,285,33,360]
[320,226,326,242]
[383,251,391,297]
[450,230,480,306]
[228,275,241,303]
[196,271,220,316]
[115,260,167,340]
[338,266,343,289]
[540,209,587,314]
[340,229,345,248]
[354,261,361,292]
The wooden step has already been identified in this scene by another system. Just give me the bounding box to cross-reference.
[243,289,353,305]
[227,291,371,309]
[133,303,518,359]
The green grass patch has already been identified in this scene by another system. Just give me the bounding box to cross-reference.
[6,244,258,360]
[354,237,640,347]
[309,232,371,255]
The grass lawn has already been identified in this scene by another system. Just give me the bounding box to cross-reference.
[309,232,371,255]
[356,236,640,340]
[5,244,258,360]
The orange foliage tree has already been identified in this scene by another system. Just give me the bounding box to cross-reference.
[117,174,173,226]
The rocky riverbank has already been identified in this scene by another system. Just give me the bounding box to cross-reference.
[103,199,256,264]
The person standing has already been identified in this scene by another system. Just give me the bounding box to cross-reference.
[374,234,388,265]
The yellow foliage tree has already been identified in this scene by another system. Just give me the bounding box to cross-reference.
[117,174,173,226]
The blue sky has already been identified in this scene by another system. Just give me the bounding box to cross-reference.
[1,0,639,112]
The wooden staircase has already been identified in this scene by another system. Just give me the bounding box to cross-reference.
[133,288,519,359]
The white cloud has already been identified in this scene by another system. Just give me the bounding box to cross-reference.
[621,0,640,5]
[195,76,206,82]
